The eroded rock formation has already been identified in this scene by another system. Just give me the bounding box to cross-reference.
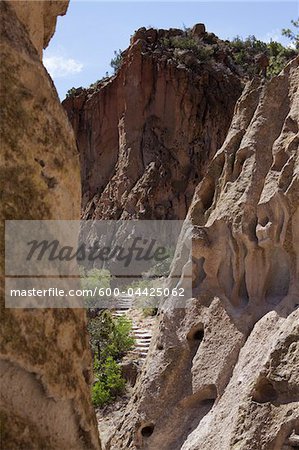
[63,27,243,220]
[108,58,299,449]
[0,1,100,448]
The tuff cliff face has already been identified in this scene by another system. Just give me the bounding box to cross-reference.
[0,2,100,448]
[7,0,69,57]
[63,26,243,220]
[108,58,299,449]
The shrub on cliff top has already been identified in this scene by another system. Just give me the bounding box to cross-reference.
[230,35,296,77]
[110,49,123,73]
[282,18,299,50]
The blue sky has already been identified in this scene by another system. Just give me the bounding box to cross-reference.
[43,1,298,99]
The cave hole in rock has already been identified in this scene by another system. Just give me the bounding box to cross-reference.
[140,423,155,438]
[192,329,205,342]
[252,377,278,404]
[187,324,204,359]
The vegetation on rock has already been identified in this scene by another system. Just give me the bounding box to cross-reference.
[65,21,298,100]
[229,35,297,77]
[282,17,299,49]
[110,49,123,73]
[88,310,134,407]
[80,268,112,309]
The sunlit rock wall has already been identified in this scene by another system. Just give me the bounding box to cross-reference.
[0,1,101,448]
[109,57,299,450]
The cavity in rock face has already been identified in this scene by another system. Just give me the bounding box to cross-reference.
[63,27,243,220]
[0,1,100,448]
[107,58,299,449]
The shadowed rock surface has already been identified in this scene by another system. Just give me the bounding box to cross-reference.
[63,27,243,220]
[107,57,299,449]
[0,1,100,448]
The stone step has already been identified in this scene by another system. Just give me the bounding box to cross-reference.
[135,338,150,341]
[131,351,148,357]
[132,330,152,335]
[111,302,153,362]
[133,334,152,339]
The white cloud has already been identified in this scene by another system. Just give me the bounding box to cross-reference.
[43,55,83,78]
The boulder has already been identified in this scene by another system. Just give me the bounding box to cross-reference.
[120,359,140,387]
[191,23,206,37]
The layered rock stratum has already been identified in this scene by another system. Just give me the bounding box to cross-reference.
[63,27,243,220]
[0,1,100,448]
[106,57,299,449]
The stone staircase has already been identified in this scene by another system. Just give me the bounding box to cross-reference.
[112,295,152,360]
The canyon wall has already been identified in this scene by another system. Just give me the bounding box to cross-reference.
[108,57,299,449]
[63,27,243,220]
[0,1,100,448]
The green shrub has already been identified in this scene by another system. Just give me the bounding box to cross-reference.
[80,268,112,309]
[267,41,296,76]
[88,311,134,360]
[143,307,158,317]
[66,87,82,98]
[230,34,296,78]
[103,357,126,394]
[112,315,135,356]
[92,380,111,407]
[91,357,125,407]
[171,36,199,51]
[110,49,123,73]
[282,18,299,50]
[162,36,214,63]
[88,311,134,407]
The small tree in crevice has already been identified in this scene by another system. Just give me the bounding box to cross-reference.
[110,49,123,73]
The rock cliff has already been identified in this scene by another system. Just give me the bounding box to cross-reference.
[0,1,100,448]
[108,57,299,449]
[2,3,298,448]
[63,27,243,219]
